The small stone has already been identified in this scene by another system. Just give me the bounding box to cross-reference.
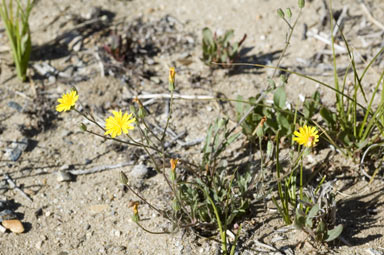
[36,240,43,249]
[48,75,56,84]
[7,101,23,112]
[130,164,149,179]
[113,246,126,253]
[33,62,57,77]
[0,224,6,233]
[45,211,52,217]
[150,76,161,84]
[82,6,102,20]
[88,204,108,214]
[59,164,71,171]
[69,36,83,52]
[56,171,73,182]
[0,209,17,221]
[6,147,22,161]
[2,219,24,233]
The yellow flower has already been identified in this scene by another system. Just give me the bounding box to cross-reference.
[56,90,78,112]
[293,125,319,147]
[104,110,135,138]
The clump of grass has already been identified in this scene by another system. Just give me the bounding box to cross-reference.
[0,0,33,82]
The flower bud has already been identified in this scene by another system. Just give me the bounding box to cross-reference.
[132,202,139,222]
[169,159,178,181]
[120,171,128,185]
[80,123,87,132]
[168,67,176,91]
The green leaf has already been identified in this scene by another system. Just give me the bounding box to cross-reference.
[266,140,274,159]
[294,207,306,229]
[325,224,343,242]
[20,32,29,55]
[320,107,336,127]
[273,87,286,109]
[202,27,214,47]
[277,113,290,133]
[222,29,234,45]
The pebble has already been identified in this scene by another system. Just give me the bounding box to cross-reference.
[33,62,57,77]
[5,138,30,161]
[35,240,43,249]
[113,246,126,253]
[56,171,73,182]
[150,76,161,84]
[0,209,17,221]
[130,164,149,179]
[81,6,102,20]
[88,204,108,214]
[7,101,23,112]
[2,219,24,233]
[68,35,82,51]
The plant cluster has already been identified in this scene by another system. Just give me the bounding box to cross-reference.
[0,0,33,82]
[202,27,246,68]
[52,0,384,253]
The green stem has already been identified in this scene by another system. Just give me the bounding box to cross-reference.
[273,8,302,78]
[135,221,171,235]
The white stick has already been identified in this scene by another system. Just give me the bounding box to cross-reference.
[307,30,347,53]
[360,1,384,31]
[68,161,133,175]
[128,93,215,100]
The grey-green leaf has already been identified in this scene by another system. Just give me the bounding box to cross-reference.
[325,224,343,242]
[306,204,319,228]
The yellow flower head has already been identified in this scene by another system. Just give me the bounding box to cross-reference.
[104,110,135,138]
[56,90,78,112]
[293,125,319,147]
[169,67,175,84]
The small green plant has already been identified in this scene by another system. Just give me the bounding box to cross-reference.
[174,117,252,253]
[236,85,296,143]
[0,0,33,82]
[56,68,257,255]
[294,181,343,243]
[202,27,246,68]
